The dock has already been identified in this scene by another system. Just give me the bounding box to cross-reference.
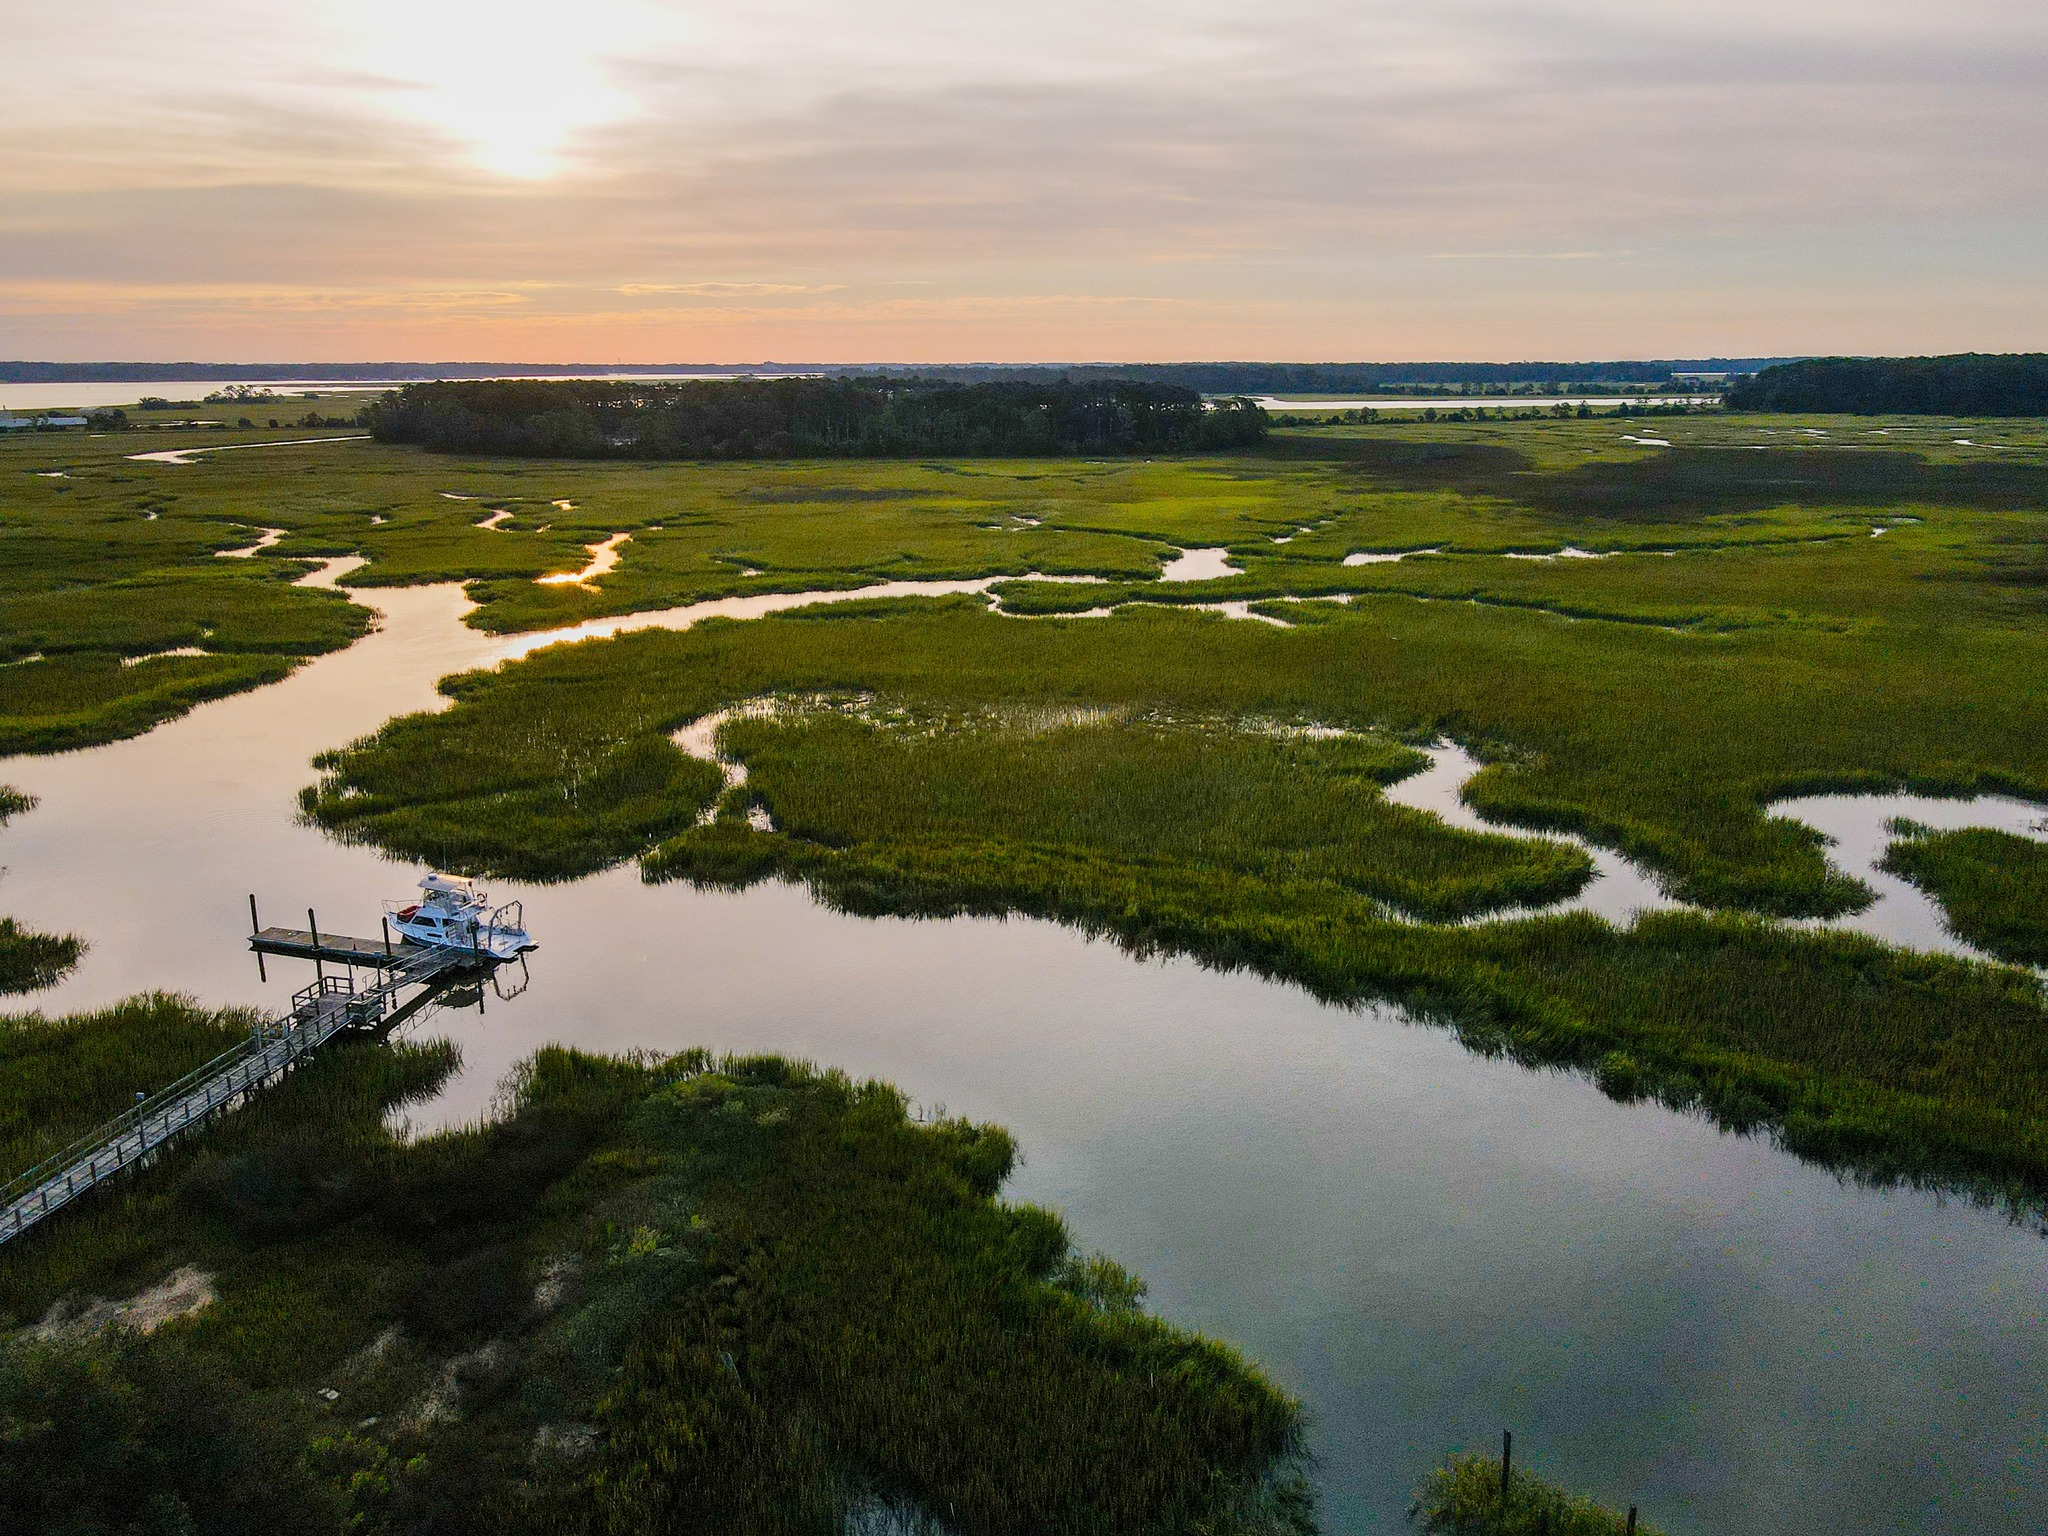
[0,932,478,1247]
[250,925,430,968]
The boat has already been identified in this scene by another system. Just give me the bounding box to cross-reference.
[384,873,535,960]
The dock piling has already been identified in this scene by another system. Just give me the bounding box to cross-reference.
[309,908,323,983]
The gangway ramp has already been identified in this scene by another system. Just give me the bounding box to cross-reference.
[0,941,469,1247]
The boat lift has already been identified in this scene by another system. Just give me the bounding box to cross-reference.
[0,892,522,1247]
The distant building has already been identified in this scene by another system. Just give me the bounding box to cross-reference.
[0,413,88,429]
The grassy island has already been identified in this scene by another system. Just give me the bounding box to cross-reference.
[1411,1451,1664,1536]
[1882,823,2048,966]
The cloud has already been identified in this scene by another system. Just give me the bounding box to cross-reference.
[0,1,2043,357]
[1430,253,1625,263]
[616,282,848,297]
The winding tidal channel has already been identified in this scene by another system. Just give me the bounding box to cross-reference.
[3,568,2045,1534]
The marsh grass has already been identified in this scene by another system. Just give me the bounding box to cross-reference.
[713,706,1592,921]
[0,1326,335,1536]
[0,649,301,755]
[557,1060,1309,1534]
[306,588,2046,919]
[0,994,249,1174]
[0,432,377,751]
[0,998,1310,1534]
[9,411,2047,755]
[1881,823,2048,966]
[297,579,2048,1200]
[303,710,726,881]
[1410,1452,1663,1536]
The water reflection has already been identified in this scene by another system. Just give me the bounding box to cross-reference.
[1386,741,2048,958]
[1773,791,2048,960]
[1158,546,1245,581]
[1383,743,1680,924]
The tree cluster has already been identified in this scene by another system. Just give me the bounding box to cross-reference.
[1725,354,2048,416]
[365,377,1268,459]
[1040,360,1773,392]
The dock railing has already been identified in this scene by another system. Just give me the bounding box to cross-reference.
[0,1010,338,1243]
[0,944,468,1245]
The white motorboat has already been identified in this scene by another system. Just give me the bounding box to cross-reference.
[384,873,535,961]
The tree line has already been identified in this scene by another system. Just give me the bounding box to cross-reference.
[1724,354,2048,416]
[365,377,1268,458]
[1025,360,1778,391]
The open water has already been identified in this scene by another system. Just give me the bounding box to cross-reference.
[2,556,2044,1533]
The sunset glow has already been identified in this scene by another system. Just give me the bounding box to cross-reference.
[2,1,2043,360]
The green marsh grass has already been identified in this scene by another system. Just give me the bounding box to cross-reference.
[1882,823,2048,967]
[1410,1452,1664,1536]
[0,649,303,756]
[308,587,2048,918]
[0,432,373,752]
[0,994,249,1175]
[0,1326,335,1536]
[9,409,2048,756]
[0,995,1309,1534]
[712,705,1592,921]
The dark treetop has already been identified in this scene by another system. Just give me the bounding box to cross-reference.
[1724,354,2048,417]
[364,376,1269,459]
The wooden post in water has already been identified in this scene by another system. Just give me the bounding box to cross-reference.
[1500,1430,1512,1506]
[309,908,323,984]
[250,894,267,982]
[382,916,393,960]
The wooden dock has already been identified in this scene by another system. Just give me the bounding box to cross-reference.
[250,925,429,967]
[0,936,475,1247]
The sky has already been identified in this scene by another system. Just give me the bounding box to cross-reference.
[2,1,2044,363]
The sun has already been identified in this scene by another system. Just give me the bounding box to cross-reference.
[348,1,652,180]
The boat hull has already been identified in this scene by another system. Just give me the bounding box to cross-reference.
[388,918,534,961]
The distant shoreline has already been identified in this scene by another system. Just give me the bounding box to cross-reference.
[0,358,1790,386]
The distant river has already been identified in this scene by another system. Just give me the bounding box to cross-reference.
[1,568,2042,1535]
[0,373,815,411]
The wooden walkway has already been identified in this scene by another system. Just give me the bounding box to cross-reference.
[0,942,469,1247]
[250,925,429,967]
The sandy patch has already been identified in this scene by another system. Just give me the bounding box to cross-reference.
[33,1266,216,1338]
